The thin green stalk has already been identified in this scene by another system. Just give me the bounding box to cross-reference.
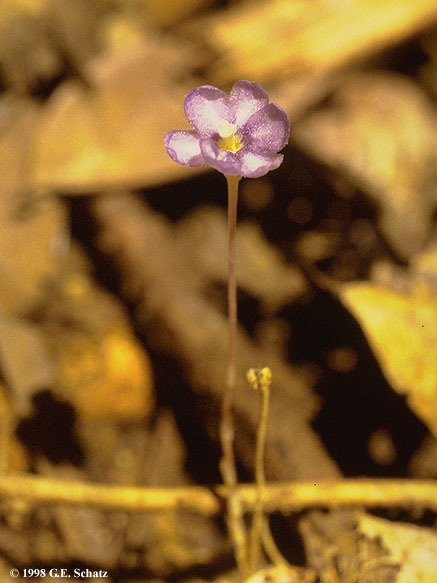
[219,174,249,577]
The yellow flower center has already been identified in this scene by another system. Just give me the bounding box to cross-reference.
[217,120,243,153]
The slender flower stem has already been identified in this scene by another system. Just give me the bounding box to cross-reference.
[246,367,272,570]
[225,174,239,415]
[219,174,249,577]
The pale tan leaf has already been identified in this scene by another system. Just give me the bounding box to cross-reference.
[197,0,437,84]
[294,73,437,259]
[0,1,62,94]
[29,26,200,192]
[134,0,213,27]
[43,247,155,421]
[0,100,67,314]
[175,207,307,312]
[245,564,315,583]
[0,314,56,413]
[0,0,46,17]
[340,282,437,436]
[411,239,437,290]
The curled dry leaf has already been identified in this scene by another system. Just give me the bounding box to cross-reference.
[294,72,437,259]
[340,281,437,436]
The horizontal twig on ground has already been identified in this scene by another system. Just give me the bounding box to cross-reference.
[0,472,436,515]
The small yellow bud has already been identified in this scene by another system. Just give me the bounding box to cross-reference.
[259,367,272,386]
[247,367,272,390]
[246,368,259,390]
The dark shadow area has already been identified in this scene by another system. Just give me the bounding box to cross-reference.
[16,390,84,466]
[281,290,427,477]
[149,351,223,485]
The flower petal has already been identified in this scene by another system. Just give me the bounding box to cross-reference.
[230,80,269,128]
[239,149,284,178]
[164,130,205,166]
[184,85,232,136]
[200,139,283,178]
[242,103,290,154]
[199,138,242,176]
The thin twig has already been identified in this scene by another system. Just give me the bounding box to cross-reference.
[220,174,249,577]
[0,474,436,514]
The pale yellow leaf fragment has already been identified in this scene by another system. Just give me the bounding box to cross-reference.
[245,564,315,583]
[0,0,46,19]
[358,513,437,583]
[204,0,437,83]
[340,282,437,436]
[58,328,154,421]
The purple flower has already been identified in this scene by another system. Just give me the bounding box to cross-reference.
[165,81,290,178]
